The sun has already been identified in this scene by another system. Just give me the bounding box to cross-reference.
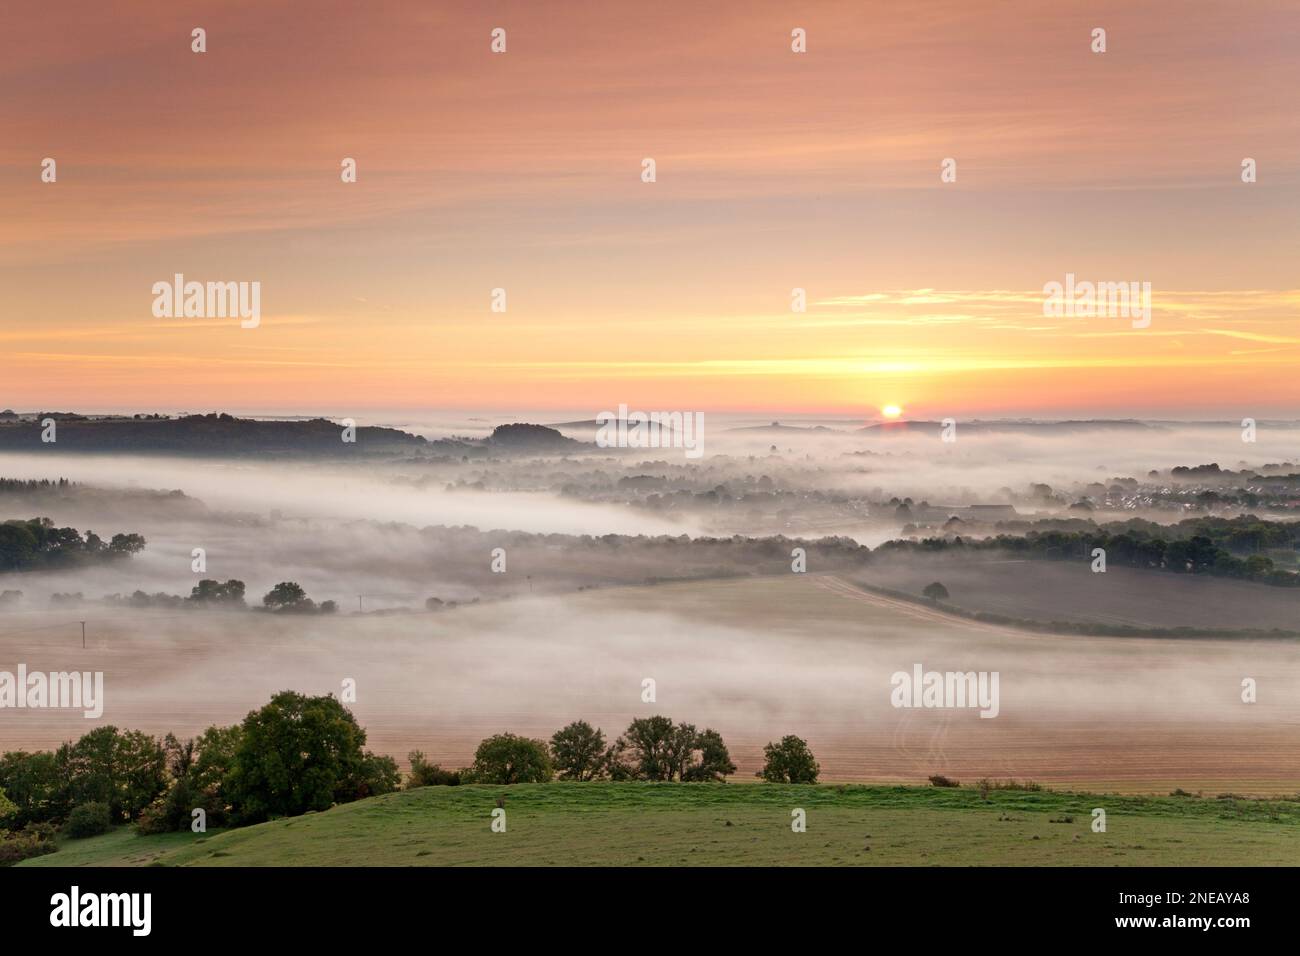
[881,404,903,419]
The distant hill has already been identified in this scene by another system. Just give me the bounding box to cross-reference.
[0,413,597,457]
[485,423,581,451]
[0,413,424,456]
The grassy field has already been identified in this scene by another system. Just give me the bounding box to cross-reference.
[20,782,1300,867]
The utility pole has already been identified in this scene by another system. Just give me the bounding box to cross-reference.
[80,621,85,649]
[358,595,363,613]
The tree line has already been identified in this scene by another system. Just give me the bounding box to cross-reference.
[880,516,1300,587]
[0,695,820,865]
[411,718,819,787]
[0,691,396,863]
[0,517,145,572]
[30,579,339,614]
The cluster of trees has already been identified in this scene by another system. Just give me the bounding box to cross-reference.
[259,581,337,614]
[0,692,398,863]
[403,720,819,787]
[31,579,338,613]
[2,705,824,864]
[880,516,1300,587]
[0,478,74,494]
[0,517,145,571]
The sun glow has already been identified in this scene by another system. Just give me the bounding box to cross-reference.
[882,404,903,419]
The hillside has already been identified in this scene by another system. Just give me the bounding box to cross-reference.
[0,414,424,455]
[21,783,1300,867]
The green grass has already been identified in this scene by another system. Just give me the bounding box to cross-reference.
[19,783,1300,867]
[20,824,229,867]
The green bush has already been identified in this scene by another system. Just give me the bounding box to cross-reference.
[64,801,112,839]
[405,751,461,788]
[0,824,58,866]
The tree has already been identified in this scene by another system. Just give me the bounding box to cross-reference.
[922,581,949,600]
[466,733,553,784]
[684,728,736,782]
[549,721,607,781]
[136,725,243,834]
[757,735,820,783]
[262,581,309,609]
[0,785,15,822]
[0,751,64,825]
[611,716,680,781]
[0,523,37,571]
[612,717,736,782]
[225,691,374,823]
[55,727,167,822]
[190,579,246,606]
[107,532,146,555]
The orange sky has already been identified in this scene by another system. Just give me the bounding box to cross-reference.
[2,0,1299,417]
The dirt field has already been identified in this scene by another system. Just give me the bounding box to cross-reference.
[2,574,1297,794]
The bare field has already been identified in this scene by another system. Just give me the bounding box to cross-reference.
[2,574,1297,795]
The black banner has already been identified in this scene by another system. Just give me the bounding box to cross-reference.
[0,866,1275,941]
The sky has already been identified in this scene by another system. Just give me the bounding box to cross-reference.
[2,0,1299,419]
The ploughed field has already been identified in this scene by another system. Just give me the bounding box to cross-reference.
[856,552,1300,631]
[2,574,1297,794]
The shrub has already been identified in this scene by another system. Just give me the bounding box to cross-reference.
[347,753,401,799]
[979,778,1043,792]
[928,774,960,788]
[134,783,230,836]
[64,802,112,839]
[922,581,950,601]
[406,751,460,788]
[0,824,57,866]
